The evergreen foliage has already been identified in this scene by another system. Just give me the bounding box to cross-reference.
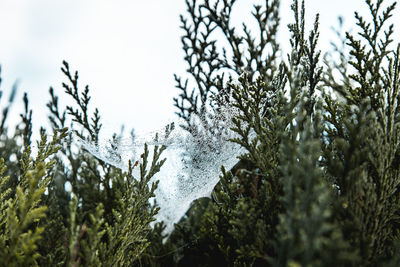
[0,128,68,266]
[0,61,166,266]
[145,0,400,266]
[1,0,400,266]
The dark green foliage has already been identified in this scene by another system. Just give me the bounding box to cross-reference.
[174,0,280,135]
[321,0,400,263]
[144,0,400,266]
[273,101,355,267]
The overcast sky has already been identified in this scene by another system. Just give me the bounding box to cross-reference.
[0,0,399,139]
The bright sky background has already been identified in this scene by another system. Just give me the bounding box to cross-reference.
[0,0,399,139]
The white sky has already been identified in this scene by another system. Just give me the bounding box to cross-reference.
[0,0,399,138]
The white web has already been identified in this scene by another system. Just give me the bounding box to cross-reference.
[74,101,244,235]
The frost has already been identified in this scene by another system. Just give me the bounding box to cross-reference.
[74,102,244,234]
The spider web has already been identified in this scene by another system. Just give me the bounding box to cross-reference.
[74,101,244,234]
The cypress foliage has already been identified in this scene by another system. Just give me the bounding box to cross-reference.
[322,0,400,264]
[144,0,400,266]
[0,128,68,266]
[0,61,166,266]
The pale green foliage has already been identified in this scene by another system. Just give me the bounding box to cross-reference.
[100,144,165,266]
[0,128,68,267]
[0,158,11,232]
